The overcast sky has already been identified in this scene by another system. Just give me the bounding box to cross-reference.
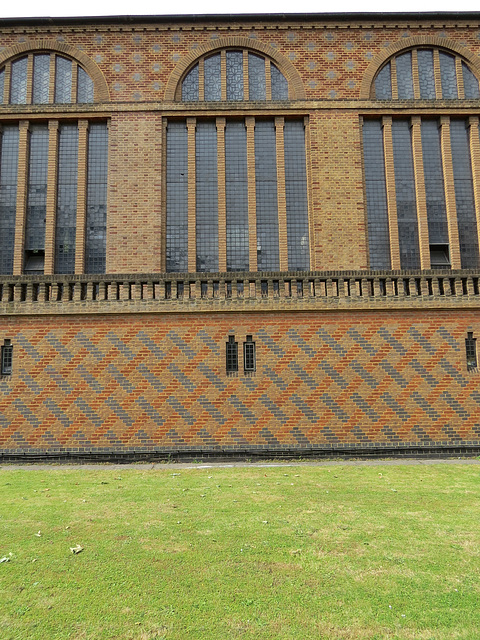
[2,0,480,19]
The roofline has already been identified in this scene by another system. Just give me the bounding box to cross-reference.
[3,12,480,28]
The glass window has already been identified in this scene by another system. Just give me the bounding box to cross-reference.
[226,51,244,101]
[226,335,238,374]
[0,126,19,275]
[77,67,94,103]
[225,121,249,271]
[1,340,13,376]
[396,52,414,99]
[466,332,478,370]
[243,336,256,372]
[248,53,266,100]
[418,49,436,99]
[55,125,78,274]
[85,123,108,274]
[10,58,28,104]
[33,54,51,104]
[54,56,72,103]
[182,65,199,102]
[204,54,221,101]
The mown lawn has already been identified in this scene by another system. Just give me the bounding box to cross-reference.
[0,462,479,639]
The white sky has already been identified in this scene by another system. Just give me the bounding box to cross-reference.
[2,0,480,19]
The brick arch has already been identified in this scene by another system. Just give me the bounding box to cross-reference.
[0,39,110,102]
[360,36,480,99]
[164,36,306,101]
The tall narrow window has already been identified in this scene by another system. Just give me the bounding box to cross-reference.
[0,126,19,274]
[226,335,238,374]
[55,124,78,274]
[85,123,108,274]
[255,120,279,271]
[54,57,73,104]
[32,55,51,104]
[166,121,189,272]
[25,124,49,274]
[285,120,309,270]
[226,121,249,271]
[1,339,13,376]
[196,121,218,272]
[243,335,256,373]
[466,332,478,371]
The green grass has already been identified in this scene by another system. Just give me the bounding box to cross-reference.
[0,462,479,640]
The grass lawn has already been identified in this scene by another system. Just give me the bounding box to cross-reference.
[0,461,479,640]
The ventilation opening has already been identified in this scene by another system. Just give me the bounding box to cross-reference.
[24,249,45,274]
[430,244,450,269]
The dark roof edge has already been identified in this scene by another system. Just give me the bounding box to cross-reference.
[3,12,480,28]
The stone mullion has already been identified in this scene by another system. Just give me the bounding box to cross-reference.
[13,121,30,275]
[456,57,465,99]
[440,116,462,269]
[220,50,227,101]
[75,120,89,274]
[391,58,398,100]
[216,117,227,272]
[3,62,11,104]
[26,54,34,105]
[49,54,56,103]
[467,116,480,258]
[382,116,401,270]
[71,63,78,103]
[187,117,197,273]
[433,49,442,99]
[246,116,257,272]
[198,59,205,102]
[275,117,288,271]
[44,120,59,275]
[243,51,249,101]
[265,59,272,101]
[411,50,421,99]
[411,117,430,269]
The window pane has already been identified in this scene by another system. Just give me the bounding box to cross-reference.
[451,120,479,268]
[25,125,49,257]
[226,51,244,101]
[204,54,221,101]
[196,121,218,272]
[363,120,391,270]
[182,64,199,102]
[0,126,19,274]
[10,57,28,104]
[396,52,414,99]
[271,64,288,100]
[421,119,448,244]
[462,61,480,99]
[54,56,72,104]
[439,52,458,99]
[86,123,108,273]
[392,120,420,269]
[166,121,188,272]
[55,125,78,274]
[255,120,279,270]
[77,67,94,103]
[418,49,436,99]
[284,120,309,271]
[226,121,249,271]
[375,62,392,99]
[33,54,51,104]
[248,54,266,100]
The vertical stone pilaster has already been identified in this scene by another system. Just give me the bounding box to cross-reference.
[216,117,227,272]
[265,59,272,101]
[456,56,465,99]
[412,49,421,99]
[246,116,257,272]
[382,116,401,269]
[75,120,88,274]
[243,51,249,101]
[71,63,78,103]
[391,58,398,100]
[440,116,462,269]
[220,50,227,101]
[198,59,205,102]
[49,54,56,103]
[3,62,11,104]
[13,120,30,275]
[411,116,430,269]
[26,54,34,105]
[44,120,59,275]
[433,49,442,99]
[468,116,480,259]
[275,116,288,271]
[304,116,314,271]
[187,117,197,273]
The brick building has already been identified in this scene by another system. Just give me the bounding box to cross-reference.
[0,12,479,459]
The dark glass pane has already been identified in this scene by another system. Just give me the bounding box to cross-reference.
[166,121,188,272]
[55,124,78,274]
[1,343,13,375]
[196,121,218,272]
[0,69,4,104]
[375,62,392,99]
[10,57,28,104]
[226,336,238,373]
[396,52,414,99]
[249,54,266,101]
[255,120,279,271]
[204,54,221,101]
[451,120,479,268]
[77,67,94,103]
[392,120,420,269]
[25,125,49,258]
[226,51,244,101]
[244,340,256,371]
[462,61,480,99]
[271,64,288,100]
[421,119,448,244]
[182,64,199,102]
[363,120,391,270]
[86,123,108,273]
[418,49,436,99]
[439,52,458,99]
[0,126,19,274]
[33,54,50,104]
[226,121,249,271]
[284,120,309,271]
[54,56,72,104]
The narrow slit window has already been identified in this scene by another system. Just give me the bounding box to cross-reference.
[466,332,477,371]
[1,339,13,376]
[226,335,238,374]
[243,335,256,373]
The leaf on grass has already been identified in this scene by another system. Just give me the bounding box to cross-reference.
[70,545,83,555]
[34,531,41,537]
[0,556,10,563]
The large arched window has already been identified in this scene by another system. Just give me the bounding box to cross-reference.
[373,47,480,100]
[0,52,95,105]
[181,49,289,102]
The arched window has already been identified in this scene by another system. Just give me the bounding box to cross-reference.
[0,53,94,105]
[374,48,480,100]
[181,50,289,102]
